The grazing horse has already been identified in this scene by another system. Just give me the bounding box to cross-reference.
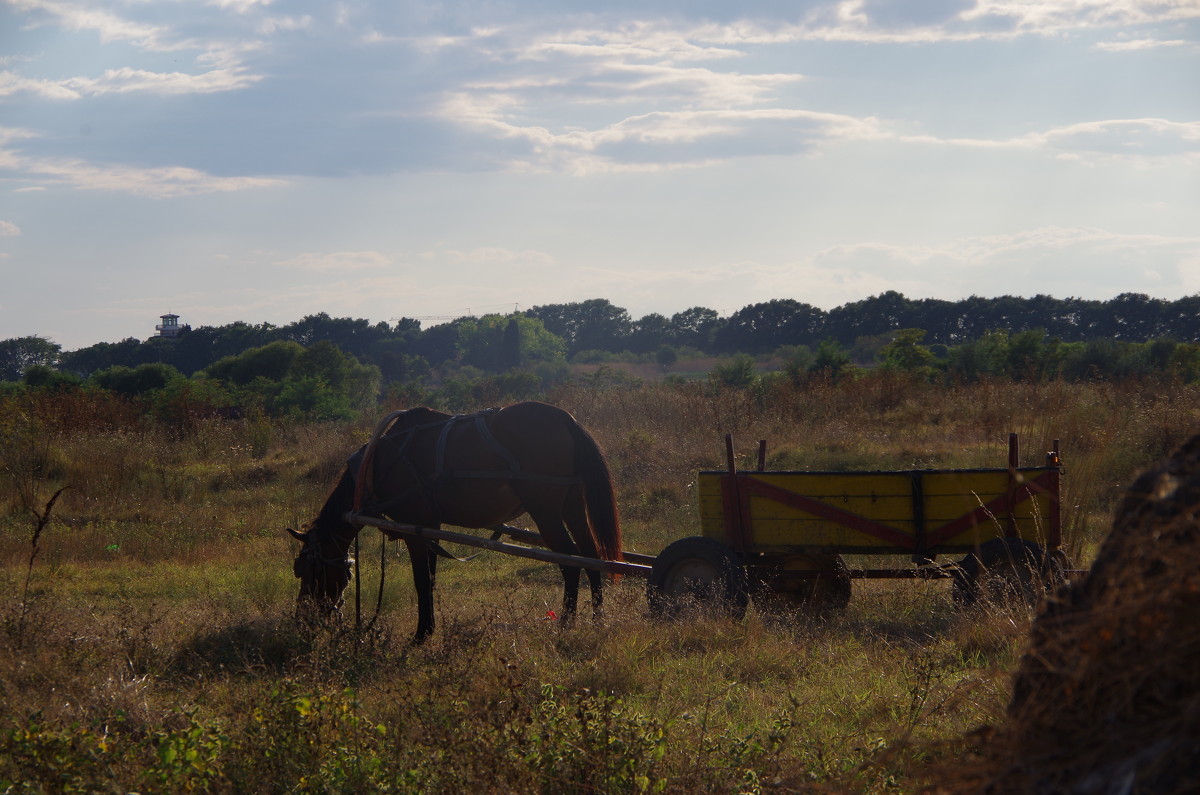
[288,401,622,643]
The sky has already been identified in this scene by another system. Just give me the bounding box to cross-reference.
[1,0,1198,351]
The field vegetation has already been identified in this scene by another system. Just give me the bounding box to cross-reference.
[2,373,1198,792]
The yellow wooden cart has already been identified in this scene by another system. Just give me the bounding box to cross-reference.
[646,434,1066,617]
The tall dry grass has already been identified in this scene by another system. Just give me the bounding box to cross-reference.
[0,377,1197,792]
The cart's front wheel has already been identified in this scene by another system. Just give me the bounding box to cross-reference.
[648,537,749,620]
[952,537,1046,609]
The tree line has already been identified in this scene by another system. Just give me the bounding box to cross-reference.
[2,291,1199,420]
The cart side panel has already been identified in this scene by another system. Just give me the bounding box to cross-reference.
[699,471,919,550]
[698,468,1061,554]
[927,469,1059,550]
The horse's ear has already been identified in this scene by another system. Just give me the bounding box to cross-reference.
[286,527,307,541]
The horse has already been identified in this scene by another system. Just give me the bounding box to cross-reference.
[288,401,623,643]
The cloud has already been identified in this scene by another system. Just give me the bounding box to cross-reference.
[274,251,393,272]
[0,144,285,197]
[804,226,1200,299]
[7,0,171,49]
[900,118,1200,163]
[1093,37,1188,52]
[418,247,557,267]
[0,124,284,196]
[442,100,885,172]
[1034,119,1200,160]
[0,66,261,99]
[959,0,1200,33]
[0,220,20,236]
[4,0,1198,182]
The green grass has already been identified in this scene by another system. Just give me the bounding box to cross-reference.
[1,377,1197,792]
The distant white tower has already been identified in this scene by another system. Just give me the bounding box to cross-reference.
[156,313,182,338]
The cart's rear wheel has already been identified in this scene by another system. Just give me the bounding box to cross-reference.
[952,538,1046,609]
[648,537,749,620]
[751,554,852,614]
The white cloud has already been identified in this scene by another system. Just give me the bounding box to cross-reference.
[0,146,285,197]
[803,226,1200,299]
[209,0,276,12]
[1093,37,1188,51]
[419,247,557,267]
[0,220,20,236]
[6,0,171,49]
[0,66,261,99]
[275,251,393,272]
[960,0,1200,32]
[900,118,1200,163]
[1034,118,1200,160]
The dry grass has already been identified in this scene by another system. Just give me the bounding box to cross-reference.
[1,377,1198,792]
[930,433,1200,793]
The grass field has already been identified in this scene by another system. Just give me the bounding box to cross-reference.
[2,376,1197,792]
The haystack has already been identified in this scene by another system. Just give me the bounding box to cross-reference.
[960,434,1200,793]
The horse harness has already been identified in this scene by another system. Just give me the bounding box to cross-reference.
[350,408,584,558]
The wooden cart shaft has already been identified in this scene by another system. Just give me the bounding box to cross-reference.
[343,512,656,578]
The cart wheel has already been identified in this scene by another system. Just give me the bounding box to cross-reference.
[647,537,749,620]
[952,538,1046,609]
[751,554,851,614]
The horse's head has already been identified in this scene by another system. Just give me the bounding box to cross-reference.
[288,525,353,620]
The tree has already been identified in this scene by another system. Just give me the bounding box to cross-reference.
[525,299,632,355]
[22,364,80,391]
[0,336,62,381]
[709,354,758,389]
[824,291,913,344]
[90,363,184,396]
[668,307,722,351]
[166,322,277,375]
[810,338,852,380]
[628,313,670,354]
[713,299,826,354]
[204,340,302,385]
[458,315,566,373]
[878,329,933,374]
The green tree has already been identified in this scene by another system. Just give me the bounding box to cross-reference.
[809,338,852,380]
[204,340,302,385]
[709,354,758,389]
[628,313,670,354]
[90,363,184,396]
[458,315,566,373]
[714,299,826,354]
[878,329,934,375]
[526,299,632,356]
[0,336,62,382]
[668,307,722,351]
[59,337,148,378]
[22,364,81,391]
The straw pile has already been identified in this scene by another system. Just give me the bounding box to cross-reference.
[949,434,1200,793]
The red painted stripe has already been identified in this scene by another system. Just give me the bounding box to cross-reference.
[739,476,917,550]
[720,475,745,551]
[923,470,1059,547]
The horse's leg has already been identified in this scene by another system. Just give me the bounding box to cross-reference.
[559,563,581,626]
[407,538,438,644]
[559,485,604,619]
[525,509,583,625]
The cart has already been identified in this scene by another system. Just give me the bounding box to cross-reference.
[646,433,1067,617]
[344,433,1066,619]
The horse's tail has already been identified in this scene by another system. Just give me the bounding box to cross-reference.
[569,421,624,564]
